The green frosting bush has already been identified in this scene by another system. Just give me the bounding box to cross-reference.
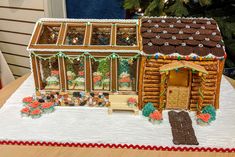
[142,102,156,117]
[202,105,216,122]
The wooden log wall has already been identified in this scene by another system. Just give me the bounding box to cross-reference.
[190,61,218,110]
[140,57,219,111]
[140,58,171,108]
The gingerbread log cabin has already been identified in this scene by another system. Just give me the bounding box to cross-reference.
[27,17,226,111]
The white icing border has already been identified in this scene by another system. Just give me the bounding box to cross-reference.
[28,48,141,53]
[38,18,138,23]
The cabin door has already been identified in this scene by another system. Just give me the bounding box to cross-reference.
[166,69,190,109]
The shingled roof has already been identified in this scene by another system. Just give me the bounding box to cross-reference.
[141,17,225,57]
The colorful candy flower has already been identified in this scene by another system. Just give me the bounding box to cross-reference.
[197,113,211,123]
[21,107,30,114]
[28,101,40,108]
[149,111,163,121]
[41,102,54,109]
[128,97,137,104]
[22,96,33,104]
[31,109,41,115]
[78,71,84,76]
[93,76,102,83]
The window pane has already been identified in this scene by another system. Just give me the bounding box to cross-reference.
[38,25,60,44]
[91,59,111,91]
[65,57,85,90]
[116,26,137,46]
[118,59,137,91]
[39,57,60,90]
[91,26,111,45]
[64,26,86,45]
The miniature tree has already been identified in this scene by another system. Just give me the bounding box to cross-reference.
[142,102,156,117]
[119,60,130,75]
[97,60,110,78]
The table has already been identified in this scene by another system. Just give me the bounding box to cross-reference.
[0,73,234,157]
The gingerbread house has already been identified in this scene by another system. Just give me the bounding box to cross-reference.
[27,17,226,111]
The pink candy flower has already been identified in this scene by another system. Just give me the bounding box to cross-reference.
[28,101,40,108]
[78,71,84,76]
[197,113,211,123]
[31,109,41,115]
[128,97,137,104]
[21,107,30,114]
[22,96,33,103]
[149,111,163,121]
[41,102,54,109]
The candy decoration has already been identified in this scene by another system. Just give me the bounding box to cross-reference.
[177,56,181,60]
[155,54,159,60]
[186,56,189,60]
[224,53,227,59]
[128,59,133,65]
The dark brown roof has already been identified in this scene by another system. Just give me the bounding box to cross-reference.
[141,17,225,57]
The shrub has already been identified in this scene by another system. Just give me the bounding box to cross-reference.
[142,102,156,117]
[202,105,216,122]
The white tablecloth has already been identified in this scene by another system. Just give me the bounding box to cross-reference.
[0,74,235,149]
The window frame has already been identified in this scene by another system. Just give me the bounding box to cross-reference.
[90,56,112,92]
[116,57,139,93]
[64,55,86,91]
[35,23,62,45]
[89,23,113,46]
[115,24,139,47]
[62,23,87,46]
[35,54,62,91]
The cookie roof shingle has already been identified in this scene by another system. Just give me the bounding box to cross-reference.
[141,17,225,57]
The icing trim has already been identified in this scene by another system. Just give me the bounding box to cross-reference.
[0,140,234,152]
[38,18,138,23]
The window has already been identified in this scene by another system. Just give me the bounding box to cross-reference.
[116,25,137,46]
[38,25,61,44]
[90,26,111,45]
[64,25,86,45]
[38,57,60,90]
[118,58,138,91]
[65,57,85,90]
[91,58,111,91]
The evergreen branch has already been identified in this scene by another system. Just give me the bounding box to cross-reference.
[123,0,140,9]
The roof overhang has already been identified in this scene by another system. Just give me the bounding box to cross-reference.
[159,61,208,74]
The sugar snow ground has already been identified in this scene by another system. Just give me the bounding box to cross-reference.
[0,75,234,148]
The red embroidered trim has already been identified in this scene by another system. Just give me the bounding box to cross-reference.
[0,140,234,152]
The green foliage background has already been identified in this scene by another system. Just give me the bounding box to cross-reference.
[124,0,235,70]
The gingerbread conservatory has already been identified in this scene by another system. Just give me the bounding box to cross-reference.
[27,17,226,111]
